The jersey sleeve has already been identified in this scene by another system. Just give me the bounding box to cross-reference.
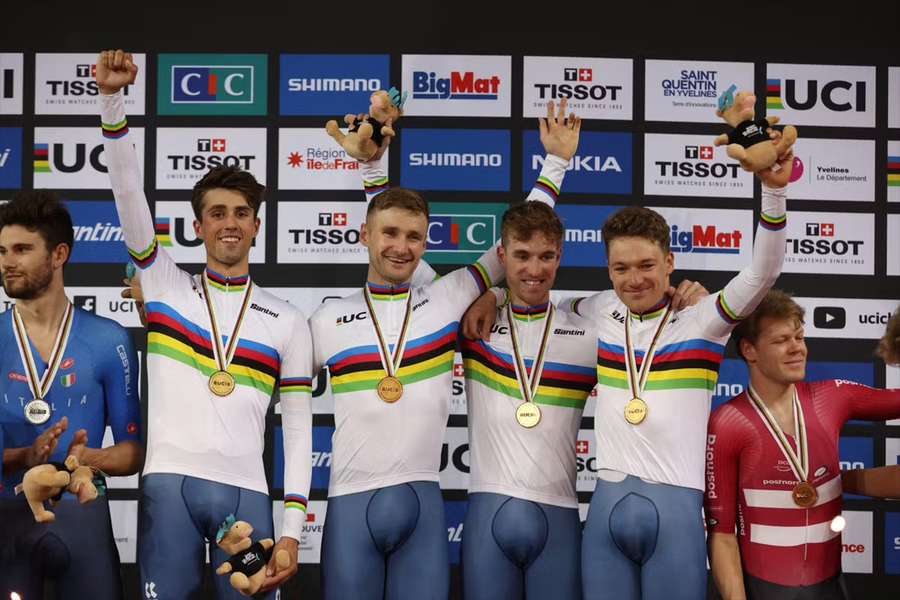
[697,184,787,339]
[425,155,570,310]
[101,91,184,300]
[101,323,142,444]
[820,379,900,424]
[277,310,314,541]
[556,290,618,323]
[704,405,746,534]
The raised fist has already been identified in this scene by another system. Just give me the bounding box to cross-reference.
[95,49,138,95]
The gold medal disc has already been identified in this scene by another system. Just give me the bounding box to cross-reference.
[791,481,819,508]
[515,402,542,428]
[209,370,236,396]
[624,397,648,425]
[377,376,403,403]
[24,399,52,425]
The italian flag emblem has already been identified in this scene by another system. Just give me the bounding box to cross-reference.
[60,373,77,388]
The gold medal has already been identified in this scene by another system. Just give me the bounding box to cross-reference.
[201,273,253,398]
[377,376,403,403]
[24,399,52,425]
[363,285,414,404]
[792,481,818,508]
[624,397,648,425]
[208,370,236,397]
[515,402,542,428]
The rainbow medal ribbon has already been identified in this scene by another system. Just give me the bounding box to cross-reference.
[623,305,673,425]
[201,273,254,397]
[12,301,75,424]
[506,304,554,428]
[747,385,817,508]
[363,285,413,403]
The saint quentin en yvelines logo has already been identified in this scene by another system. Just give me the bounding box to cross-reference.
[158,54,267,116]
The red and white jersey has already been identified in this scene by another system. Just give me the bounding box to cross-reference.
[705,380,900,586]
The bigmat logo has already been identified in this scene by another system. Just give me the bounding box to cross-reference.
[425,202,507,265]
[155,128,266,189]
[401,129,509,191]
[0,53,23,114]
[2,287,143,329]
[792,297,898,339]
[787,138,874,202]
[522,131,631,194]
[766,64,875,127]
[439,427,470,490]
[272,499,327,564]
[35,53,146,115]
[65,201,128,263]
[643,133,753,197]
[888,215,900,276]
[644,59,753,123]
[556,205,618,267]
[886,513,900,574]
[783,212,873,275]
[841,511,873,574]
[277,201,367,264]
[278,128,374,190]
[279,54,389,116]
[153,201,266,263]
[651,207,752,271]
[0,127,22,188]
[33,127,145,189]
[158,54,267,116]
[890,68,900,128]
[522,56,632,120]
[402,54,511,117]
[888,141,900,203]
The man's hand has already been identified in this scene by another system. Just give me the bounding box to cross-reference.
[667,279,710,312]
[121,275,147,327]
[259,536,298,592]
[539,98,581,161]
[65,427,89,466]
[96,49,138,96]
[756,136,794,188]
[462,291,501,341]
[26,416,68,468]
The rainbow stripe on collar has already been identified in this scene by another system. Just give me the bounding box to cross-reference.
[367,281,410,301]
[510,302,549,322]
[630,298,669,321]
[205,269,249,293]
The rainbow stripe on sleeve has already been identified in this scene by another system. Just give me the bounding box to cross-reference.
[101,118,129,139]
[284,494,308,512]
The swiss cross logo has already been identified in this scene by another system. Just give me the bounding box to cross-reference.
[579,68,592,81]
[76,64,96,78]
[806,222,835,237]
[685,145,714,160]
[453,363,464,377]
[318,212,348,226]
[306,513,316,522]
[576,440,590,454]
[197,138,227,153]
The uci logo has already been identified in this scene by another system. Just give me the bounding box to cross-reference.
[769,78,866,112]
[335,312,367,326]
[34,142,106,174]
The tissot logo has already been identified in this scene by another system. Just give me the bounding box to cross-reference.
[278,202,367,264]
[35,53,145,115]
[319,212,347,227]
[765,64,875,127]
[685,145,714,160]
[156,128,266,189]
[533,67,622,102]
[523,56,632,120]
[783,211,873,275]
[813,306,846,329]
[644,134,752,197]
[158,54,267,115]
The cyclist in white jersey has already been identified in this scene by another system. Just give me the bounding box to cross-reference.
[97,51,311,599]
[309,99,580,600]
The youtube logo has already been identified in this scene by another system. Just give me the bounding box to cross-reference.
[814,306,846,329]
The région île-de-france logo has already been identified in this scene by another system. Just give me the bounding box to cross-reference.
[286,147,358,172]
[158,54,267,116]
[412,70,501,100]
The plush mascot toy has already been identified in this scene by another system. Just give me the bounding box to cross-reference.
[714,84,798,173]
[325,87,407,161]
[17,455,98,523]
[215,515,291,597]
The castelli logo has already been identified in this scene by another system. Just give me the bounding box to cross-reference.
[61,357,75,370]
[8,372,27,382]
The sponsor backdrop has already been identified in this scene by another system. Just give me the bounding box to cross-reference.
[0,37,898,600]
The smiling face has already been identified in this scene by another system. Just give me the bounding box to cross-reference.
[362,206,428,285]
[499,233,560,307]
[607,236,674,314]
[192,188,260,273]
[741,316,808,385]
[0,225,67,300]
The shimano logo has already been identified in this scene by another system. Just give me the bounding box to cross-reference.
[250,303,279,318]
[553,327,585,336]
[566,228,602,243]
[287,78,380,92]
[408,152,502,167]
[72,222,124,242]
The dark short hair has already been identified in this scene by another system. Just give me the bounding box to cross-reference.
[731,289,805,361]
[190,166,265,220]
[602,206,670,254]
[366,188,429,220]
[501,201,563,248]
[0,190,74,262]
